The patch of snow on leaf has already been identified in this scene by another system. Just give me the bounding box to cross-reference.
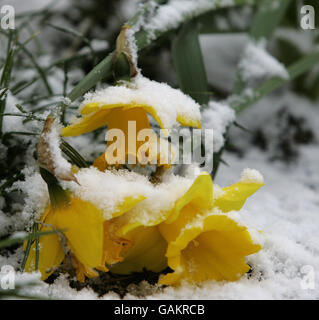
[239,41,289,82]
[144,0,237,39]
[202,101,235,152]
[44,118,72,177]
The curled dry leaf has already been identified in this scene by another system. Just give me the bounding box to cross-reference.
[113,25,138,78]
[37,115,79,184]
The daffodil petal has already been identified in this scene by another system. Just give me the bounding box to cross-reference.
[53,199,104,268]
[64,90,201,138]
[166,172,213,224]
[113,195,146,218]
[176,114,201,129]
[62,109,110,136]
[214,181,264,212]
[115,172,213,235]
[78,102,165,132]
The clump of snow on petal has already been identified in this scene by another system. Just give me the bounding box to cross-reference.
[65,167,193,223]
[240,168,264,184]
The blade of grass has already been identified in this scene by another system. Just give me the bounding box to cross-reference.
[0,29,17,137]
[0,30,52,94]
[0,228,67,250]
[60,139,89,168]
[46,22,97,66]
[34,223,40,271]
[250,0,292,41]
[20,229,34,271]
[16,42,53,95]
[17,228,66,271]
[172,20,209,105]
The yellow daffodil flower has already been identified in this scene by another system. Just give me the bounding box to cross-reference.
[109,171,264,285]
[24,195,145,282]
[61,76,201,168]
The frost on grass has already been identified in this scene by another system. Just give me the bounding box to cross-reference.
[2,91,29,135]
[239,41,289,83]
[143,0,238,41]
[76,75,201,129]
[201,101,235,152]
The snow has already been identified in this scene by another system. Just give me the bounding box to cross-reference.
[239,41,289,83]
[201,101,235,152]
[64,167,193,223]
[144,0,238,40]
[63,134,106,162]
[76,75,201,129]
[61,97,71,106]
[125,27,139,70]
[200,34,249,93]
[78,39,109,56]
[0,205,11,237]
[2,91,25,134]
[240,168,264,184]
[8,231,27,240]
[43,118,72,177]
[13,167,49,224]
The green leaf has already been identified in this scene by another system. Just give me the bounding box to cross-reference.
[172,20,209,105]
[67,52,114,102]
[250,0,293,40]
